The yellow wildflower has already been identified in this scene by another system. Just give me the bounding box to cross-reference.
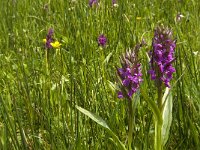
[50,41,61,48]
[43,39,47,43]
[136,17,142,20]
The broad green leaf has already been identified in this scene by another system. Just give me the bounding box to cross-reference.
[161,88,173,146]
[76,105,110,129]
[76,105,126,150]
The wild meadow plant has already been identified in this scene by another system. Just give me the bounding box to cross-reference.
[89,0,98,7]
[112,0,117,5]
[148,26,176,150]
[98,34,107,47]
[76,41,145,150]
[44,28,54,49]
[0,0,199,149]
[43,28,62,50]
[43,28,61,73]
[43,28,54,75]
[117,42,144,150]
[77,26,176,150]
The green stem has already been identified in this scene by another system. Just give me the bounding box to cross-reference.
[155,86,163,150]
[157,87,162,112]
[45,49,49,75]
[155,120,162,150]
[128,99,133,150]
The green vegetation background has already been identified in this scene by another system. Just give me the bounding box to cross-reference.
[0,0,199,149]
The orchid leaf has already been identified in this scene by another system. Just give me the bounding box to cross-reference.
[161,88,173,146]
[76,105,126,150]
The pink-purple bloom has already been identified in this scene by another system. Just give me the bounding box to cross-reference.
[117,43,144,99]
[112,0,117,5]
[89,0,98,7]
[98,34,107,47]
[149,26,176,87]
[45,28,54,49]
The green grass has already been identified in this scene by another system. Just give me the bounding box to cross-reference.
[0,0,199,149]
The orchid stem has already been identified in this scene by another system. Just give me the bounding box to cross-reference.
[45,49,49,75]
[155,120,162,150]
[154,87,163,150]
[128,99,133,150]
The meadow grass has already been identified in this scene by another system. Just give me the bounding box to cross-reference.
[0,0,199,149]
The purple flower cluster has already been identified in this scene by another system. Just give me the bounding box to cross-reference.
[149,27,176,87]
[45,28,54,49]
[89,0,98,7]
[117,45,143,99]
[98,34,107,47]
[112,0,117,5]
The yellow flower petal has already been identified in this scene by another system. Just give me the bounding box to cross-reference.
[50,41,61,48]
[43,39,47,43]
